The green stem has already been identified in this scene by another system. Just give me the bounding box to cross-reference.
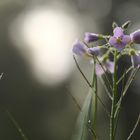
[73,55,92,87]
[127,114,140,140]
[99,77,113,100]
[110,51,117,140]
[95,56,113,92]
[73,55,110,117]
[116,66,133,85]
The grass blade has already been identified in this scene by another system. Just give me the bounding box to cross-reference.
[71,92,94,140]
[6,110,28,140]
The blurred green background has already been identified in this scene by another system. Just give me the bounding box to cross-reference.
[0,0,139,140]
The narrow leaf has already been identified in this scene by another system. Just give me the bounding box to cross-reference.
[6,110,28,140]
[71,92,93,140]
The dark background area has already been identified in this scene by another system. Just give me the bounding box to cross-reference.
[0,0,139,140]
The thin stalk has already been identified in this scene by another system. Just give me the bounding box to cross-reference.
[131,56,134,68]
[122,67,139,97]
[87,120,100,140]
[116,66,133,85]
[88,127,98,140]
[113,67,139,138]
[113,69,127,138]
[73,55,110,117]
[87,126,100,140]
[6,110,28,140]
[99,77,113,100]
[65,89,81,111]
[73,55,92,87]
[95,56,113,92]
[110,51,117,140]
[127,114,140,140]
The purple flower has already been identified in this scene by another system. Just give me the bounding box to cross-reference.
[72,40,101,57]
[72,40,87,56]
[84,32,99,43]
[96,60,114,76]
[109,27,131,51]
[130,29,140,44]
[87,47,100,56]
[133,55,140,67]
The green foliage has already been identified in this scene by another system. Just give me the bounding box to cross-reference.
[71,92,92,140]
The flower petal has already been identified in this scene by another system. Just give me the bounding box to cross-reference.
[122,35,131,45]
[130,29,140,44]
[113,27,123,37]
[72,40,87,55]
[109,37,126,51]
[109,36,117,46]
[106,61,114,73]
[95,64,106,76]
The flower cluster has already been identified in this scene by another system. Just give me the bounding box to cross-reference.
[72,21,140,140]
[72,21,140,75]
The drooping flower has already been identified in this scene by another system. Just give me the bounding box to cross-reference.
[72,40,87,56]
[87,47,100,56]
[109,27,131,51]
[72,39,101,57]
[130,29,140,44]
[95,60,114,76]
[84,32,100,43]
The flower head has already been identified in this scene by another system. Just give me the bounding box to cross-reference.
[109,27,131,51]
[130,29,140,44]
[84,32,100,43]
[72,40,87,56]
[72,39,101,58]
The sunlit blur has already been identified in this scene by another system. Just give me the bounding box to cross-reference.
[10,7,78,85]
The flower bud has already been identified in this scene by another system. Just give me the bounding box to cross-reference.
[84,32,100,43]
[130,29,140,44]
[109,27,131,51]
[129,49,136,56]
